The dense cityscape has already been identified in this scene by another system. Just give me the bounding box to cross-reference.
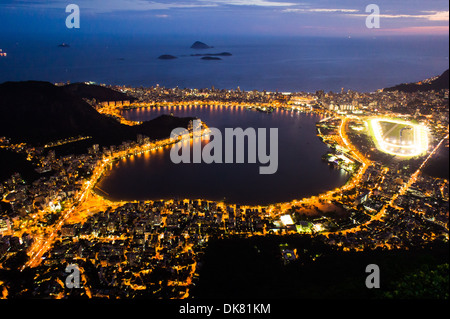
[0,76,448,299]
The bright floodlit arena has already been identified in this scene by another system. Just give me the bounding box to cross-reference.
[369,118,429,157]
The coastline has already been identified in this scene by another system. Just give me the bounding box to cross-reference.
[93,102,357,214]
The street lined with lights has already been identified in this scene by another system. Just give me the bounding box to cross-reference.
[20,103,443,273]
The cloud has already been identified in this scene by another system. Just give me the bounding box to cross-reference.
[3,0,299,12]
[351,10,449,22]
[201,0,298,7]
[283,8,359,13]
[415,11,449,21]
[87,0,220,13]
[282,7,449,22]
[2,0,220,13]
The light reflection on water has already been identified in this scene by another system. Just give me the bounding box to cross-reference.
[97,105,350,205]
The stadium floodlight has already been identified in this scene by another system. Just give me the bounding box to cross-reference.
[369,118,429,157]
[280,215,294,226]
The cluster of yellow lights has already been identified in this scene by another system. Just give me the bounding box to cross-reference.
[370,118,429,157]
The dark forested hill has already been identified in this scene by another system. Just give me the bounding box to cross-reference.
[0,81,192,147]
[62,82,136,102]
[384,69,449,93]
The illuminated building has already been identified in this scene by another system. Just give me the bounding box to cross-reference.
[369,118,429,157]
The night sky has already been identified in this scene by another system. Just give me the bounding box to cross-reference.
[0,0,448,37]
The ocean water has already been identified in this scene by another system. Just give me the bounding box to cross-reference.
[0,34,448,92]
[1,34,447,204]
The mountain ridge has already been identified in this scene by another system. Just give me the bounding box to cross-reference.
[62,82,136,102]
[0,81,193,148]
[384,69,449,93]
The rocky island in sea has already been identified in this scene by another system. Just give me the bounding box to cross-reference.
[158,43,231,61]
[158,54,178,60]
[191,52,232,57]
[191,41,213,49]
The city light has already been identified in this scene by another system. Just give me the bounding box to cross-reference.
[280,215,294,226]
[370,118,429,157]
[1,81,448,301]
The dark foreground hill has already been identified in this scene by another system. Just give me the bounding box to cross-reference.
[62,82,136,102]
[384,69,449,93]
[0,81,192,147]
[0,149,40,182]
[193,235,449,299]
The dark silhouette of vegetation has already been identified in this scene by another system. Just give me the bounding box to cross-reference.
[0,81,193,147]
[381,264,449,299]
[384,69,449,93]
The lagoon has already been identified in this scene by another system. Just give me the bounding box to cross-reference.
[96,105,350,205]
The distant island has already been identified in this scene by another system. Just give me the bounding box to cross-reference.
[58,43,70,48]
[158,54,178,60]
[159,52,232,61]
[191,52,232,57]
[158,43,230,61]
[191,41,213,49]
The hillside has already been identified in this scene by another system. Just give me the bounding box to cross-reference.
[62,82,136,102]
[0,149,40,182]
[0,81,192,147]
[384,69,449,93]
[193,235,449,299]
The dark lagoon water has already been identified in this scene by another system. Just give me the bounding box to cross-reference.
[96,106,350,205]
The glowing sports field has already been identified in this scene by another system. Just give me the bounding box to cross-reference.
[369,118,429,157]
